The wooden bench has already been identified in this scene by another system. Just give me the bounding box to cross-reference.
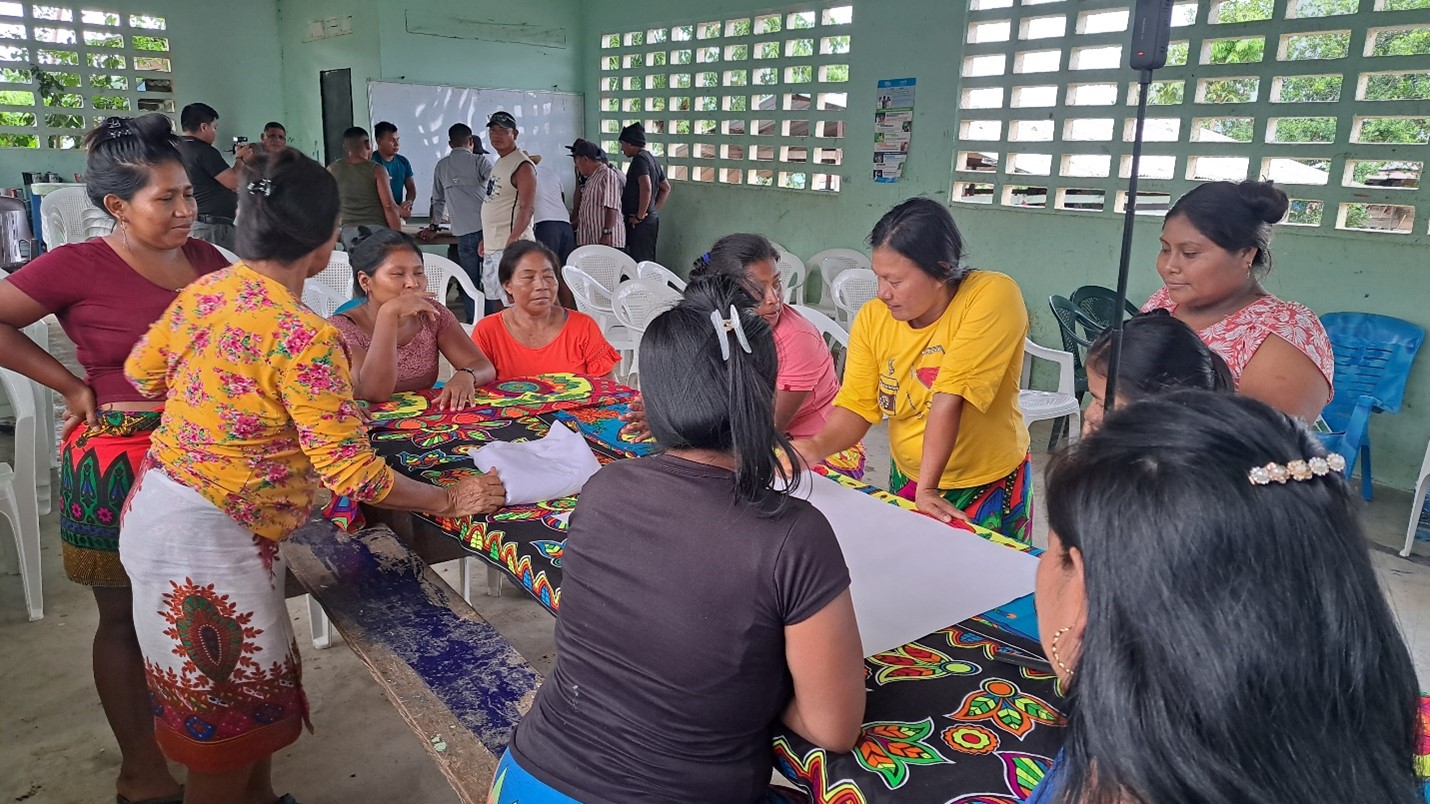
[282,520,542,803]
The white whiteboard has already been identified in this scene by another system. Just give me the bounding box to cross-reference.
[366,80,585,218]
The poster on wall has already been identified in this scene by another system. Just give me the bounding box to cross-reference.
[874,77,915,183]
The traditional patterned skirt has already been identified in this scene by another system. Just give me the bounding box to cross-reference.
[119,464,309,772]
[820,440,867,481]
[59,411,161,587]
[890,455,1034,544]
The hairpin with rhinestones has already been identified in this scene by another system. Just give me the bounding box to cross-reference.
[1248,453,1346,486]
[246,178,273,197]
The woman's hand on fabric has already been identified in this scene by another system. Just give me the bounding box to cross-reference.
[617,396,652,441]
[60,384,98,439]
[914,486,970,525]
[381,292,440,323]
[434,371,476,411]
[444,470,506,516]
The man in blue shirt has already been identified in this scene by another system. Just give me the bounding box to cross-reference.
[372,120,415,220]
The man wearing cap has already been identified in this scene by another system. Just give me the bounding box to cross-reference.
[618,122,671,263]
[569,139,625,252]
[480,110,536,312]
[422,123,494,321]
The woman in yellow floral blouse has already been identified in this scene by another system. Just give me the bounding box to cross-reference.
[120,148,505,804]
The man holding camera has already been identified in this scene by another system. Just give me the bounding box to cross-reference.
[177,102,251,251]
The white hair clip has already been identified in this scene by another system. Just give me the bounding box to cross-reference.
[709,305,752,362]
[246,178,273,197]
[1248,453,1346,486]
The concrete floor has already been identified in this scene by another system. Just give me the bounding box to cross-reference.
[2,334,1428,803]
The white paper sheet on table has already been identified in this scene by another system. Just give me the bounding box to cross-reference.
[789,472,1039,656]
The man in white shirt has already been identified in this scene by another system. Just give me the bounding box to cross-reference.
[528,154,576,307]
[421,123,493,320]
[480,111,536,312]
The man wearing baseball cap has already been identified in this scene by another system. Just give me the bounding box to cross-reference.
[422,122,494,321]
[568,139,625,250]
[479,110,536,311]
[618,122,671,262]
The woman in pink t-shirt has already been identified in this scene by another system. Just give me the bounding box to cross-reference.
[625,234,863,478]
[0,114,228,804]
[1141,180,1332,422]
[690,234,841,439]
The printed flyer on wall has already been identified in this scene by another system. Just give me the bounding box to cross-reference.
[874,77,915,183]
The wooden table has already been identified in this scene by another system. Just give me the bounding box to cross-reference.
[402,223,460,247]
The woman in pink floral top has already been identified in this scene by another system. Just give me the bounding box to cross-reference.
[1142,180,1332,421]
[119,149,504,803]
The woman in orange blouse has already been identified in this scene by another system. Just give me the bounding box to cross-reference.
[472,240,621,380]
[120,149,505,804]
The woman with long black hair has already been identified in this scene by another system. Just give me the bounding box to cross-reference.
[491,276,866,802]
[1029,391,1422,803]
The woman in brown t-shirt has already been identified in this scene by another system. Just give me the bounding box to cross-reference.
[492,277,867,803]
[0,115,228,804]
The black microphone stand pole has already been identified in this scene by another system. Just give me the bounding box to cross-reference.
[1103,68,1153,411]
[1103,0,1174,410]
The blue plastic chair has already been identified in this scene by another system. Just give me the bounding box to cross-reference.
[1317,312,1425,501]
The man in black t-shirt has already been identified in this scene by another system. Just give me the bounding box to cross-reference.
[617,122,670,263]
[176,102,251,251]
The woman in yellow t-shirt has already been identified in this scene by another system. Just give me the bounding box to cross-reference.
[792,198,1032,541]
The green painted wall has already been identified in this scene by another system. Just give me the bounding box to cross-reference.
[581,0,1430,490]
[276,0,382,161]
[375,0,584,94]
[0,0,283,186]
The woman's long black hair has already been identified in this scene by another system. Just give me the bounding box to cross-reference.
[235,148,340,263]
[1085,311,1233,400]
[1045,391,1422,804]
[640,274,795,507]
[689,232,780,304]
[82,114,184,212]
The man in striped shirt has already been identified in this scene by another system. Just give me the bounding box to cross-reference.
[568,139,625,250]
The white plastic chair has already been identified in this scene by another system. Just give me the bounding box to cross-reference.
[301,282,348,318]
[1403,439,1430,557]
[565,265,636,370]
[0,368,42,621]
[766,240,789,257]
[567,245,636,297]
[808,248,872,308]
[39,186,113,248]
[19,321,54,514]
[423,252,487,311]
[830,268,878,330]
[791,304,849,377]
[1018,338,1081,448]
[312,251,356,300]
[611,278,682,382]
[777,251,807,305]
[211,244,238,263]
[635,260,687,291]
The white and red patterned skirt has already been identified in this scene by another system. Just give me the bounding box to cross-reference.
[119,465,310,773]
